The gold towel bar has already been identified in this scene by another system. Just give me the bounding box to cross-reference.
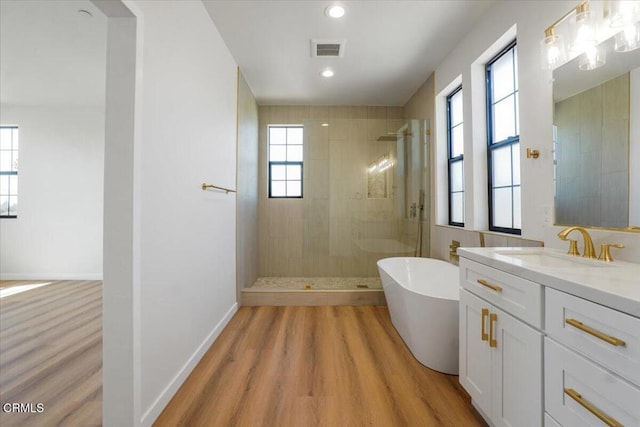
[565,318,626,346]
[202,183,236,194]
[564,388,623,427]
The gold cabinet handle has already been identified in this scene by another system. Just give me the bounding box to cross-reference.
[477,279,503,292]
[489,313,498,348]
[481,308,489,341]
[565,318,626,347]
[564,388,623,427]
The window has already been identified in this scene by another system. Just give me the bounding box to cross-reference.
[447,86,464,226]
[486,40,520,234]
[0,126,19,218]
[268,125,303,198]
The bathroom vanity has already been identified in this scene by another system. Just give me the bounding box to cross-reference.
[457,247,640,427]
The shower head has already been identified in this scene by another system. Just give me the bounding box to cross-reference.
[377,135,397,141]
[376,132,413,141]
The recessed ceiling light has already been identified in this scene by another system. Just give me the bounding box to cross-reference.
[321,123,329,127]
[325,5,345,19]
[321,69,335,78]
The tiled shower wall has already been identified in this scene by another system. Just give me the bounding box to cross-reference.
[258,106,409,277]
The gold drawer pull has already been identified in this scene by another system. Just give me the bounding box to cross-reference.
[565,318,626,347]
[477,279,503,292]
[489,313,497,348]
[481,308,489,341]
[564,388,623,427]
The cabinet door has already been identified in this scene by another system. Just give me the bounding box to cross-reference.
[459,289,492,416]
[492,307,543,427]
[545,337,640,427]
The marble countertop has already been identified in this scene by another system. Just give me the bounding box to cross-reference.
[458,247,640,317]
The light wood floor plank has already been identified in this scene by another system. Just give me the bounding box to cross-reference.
[155,306,487,427]
[1,282,486,427]
[0,280,102,427]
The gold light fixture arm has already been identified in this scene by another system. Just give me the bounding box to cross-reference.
[544,0,589,36]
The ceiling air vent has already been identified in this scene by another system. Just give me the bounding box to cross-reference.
[311,39,346,58]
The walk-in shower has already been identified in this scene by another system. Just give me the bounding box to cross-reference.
[247,108,430,299]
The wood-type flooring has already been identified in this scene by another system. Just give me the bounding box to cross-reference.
[155,305,486,427]
[0,280,102,427]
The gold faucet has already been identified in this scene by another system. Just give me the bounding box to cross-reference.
[598,243,625,262]
[449,240,460,263]
[557,226,596,258]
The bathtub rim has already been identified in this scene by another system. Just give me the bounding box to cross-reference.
[377,256,459,302]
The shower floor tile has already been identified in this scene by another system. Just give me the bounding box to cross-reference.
[251,277,382,290]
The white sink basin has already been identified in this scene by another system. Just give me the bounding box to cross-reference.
[492,248,612,270]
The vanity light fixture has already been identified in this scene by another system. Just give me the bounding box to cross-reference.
[540,0,605,70]
[609,0,640,29]
[579,44,606,70]
[609,1,640,52]
[614,21,640,52]
[569,2,597,55]
[325,4,345,19]
[321,69,335,78]
[540,27,567,70]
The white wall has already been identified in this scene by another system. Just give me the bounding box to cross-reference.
[430,0,640,262]
[0,106,104,279]
[106,1,239,425]
[630,67,640,226]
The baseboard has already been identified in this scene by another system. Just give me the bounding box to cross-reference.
[140,302,239,427]
[0,273,103,281]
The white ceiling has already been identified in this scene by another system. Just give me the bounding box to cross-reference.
[0,0,107,107]
[203,0,496,106]
[0,1,496,108]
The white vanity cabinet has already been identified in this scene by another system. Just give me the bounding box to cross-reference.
[458,247,640,427]
[544,289,640,427]
[459,258,543,427]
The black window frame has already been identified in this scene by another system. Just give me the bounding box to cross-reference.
[486,39,521,235]
[268,125,304,199]
[447,85,464,227]
[0,125,19,219]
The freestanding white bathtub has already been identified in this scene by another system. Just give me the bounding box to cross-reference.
[377,257,459,374]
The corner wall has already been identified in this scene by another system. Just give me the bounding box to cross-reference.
[236,71,259,294]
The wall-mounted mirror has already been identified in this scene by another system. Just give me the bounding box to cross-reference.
[553,34,640,229]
